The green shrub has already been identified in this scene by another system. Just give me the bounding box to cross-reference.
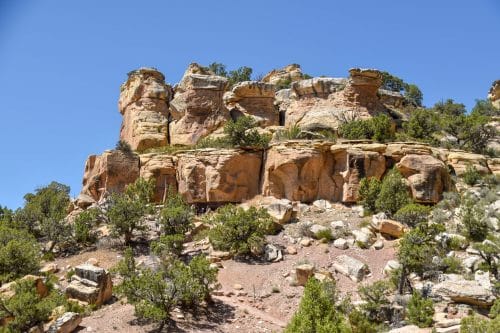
[276,125,303,141]
[375,169,411,216]
[227,66,252,87]
[223,116,271,148]
[73,208,101,244]
[0,226,41,283]
[473,233,499,278]
[394,203,431,227]
[114,248,217,330]
[107,178,154,244]
[441,256,464,274]
[275,78,292,90]
[403,108,440,143]
[347,308,380,333]
[0,277,65,332]
[358,280,392,323]
[115,140,133,154]
[407,292,434,328]
[339,119,373,140]
[358,177,382,214]
[285,278,350,333]
[315,229,334,242]
[463,165,482,186]
[158,192,193,235]
[460,196,488,242]
[460,314,500,333]
[448,235,469,251]
[208,205,274,256]
[490,298,500,319]
[151,234,185,257]
[370,114,393,142]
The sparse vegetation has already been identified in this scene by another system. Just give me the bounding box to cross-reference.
[358,177,382,214]
[224,116,271,148]
[463,164,482,186]
[339,114,393,142]
[358,280,392,323]
[115,140,133,155]
[407,291,434,328]
[73,207,101,244]
[394,203,431,227]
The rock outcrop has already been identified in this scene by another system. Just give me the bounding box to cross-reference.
[332,255,370,282]
[432,278,495,307]
[118,68,171,151]
[65,264,113,306]
[488,80,500,109]
[140,153,177,202]
[262,64,304,85]
[396,154,451,203]
[176,149,262,203]
[169,63,229,145]
[446,152,490,176]
[223,81,278,126]
[80,150,140,202]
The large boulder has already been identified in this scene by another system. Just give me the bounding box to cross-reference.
[397,154,451,203]
[241,196,293,224]
[262,142,338,202]
[223,81,278,126]
[139,153,177,202]
[176,149,262,204]
[372,219,407,238]
[118,68,171,151]
[432,278,495,307]
[332,255,370,282]
[79,150,140,202]
[295,263,315,286]
[169,63,229,145]
[262,64,304,85]
[47,312,82,333]
[65,264,113,306]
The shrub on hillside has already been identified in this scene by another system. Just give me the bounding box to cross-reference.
[358,177,382,214]
[208,205,274,256]
[375,169,411,216]
[402,108,440,144]
[158,192,193,235]
[0,226,41,283]
[275,125,303,141]
[339,114,393,142]
[394,203,431,227]
[115,140,133,155]
[358,280,392,323]
[223,116,271,148]
[285,278,350,333]
[73,207,101,244]
[407,292,434,328]
[107,178,154,244]
[460,314,500,333]
[462,164,481,186]
[460,195,488,242]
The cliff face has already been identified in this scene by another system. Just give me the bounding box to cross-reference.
[79,64,499,207]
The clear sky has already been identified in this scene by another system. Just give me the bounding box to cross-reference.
[0,0,499,208]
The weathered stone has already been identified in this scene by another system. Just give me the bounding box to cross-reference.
[47,312,82,333]
[312,199,332,210]
[397,154,451,203]
[65,264,112,306]
[264,244,283,262]
[446,152,490,176]
[169,63,229,145]
[40,263,58,274]
[80,150,140,202]
[432,278,495,307]
[372,219,407,238]
[241,196,293,224]
[0,275,48,299]
[139,153,177,202]
[384,260,401,276]
[488,80,500,109]
[387,325,429,333]
[176,149,262,204]
[309,224,330,238]
[295,264,315,286]
[352,229,376,248]
[333,238,348,250]
[332,255,369,282]
[373,239,384,249]
[224,81,278,126]
[262,64,304,85]
[378,89,405,109]
[118,68,171,151]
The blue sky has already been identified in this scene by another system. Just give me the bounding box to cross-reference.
[0,0,499,208]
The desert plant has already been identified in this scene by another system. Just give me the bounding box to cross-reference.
[460,314,500,333]
[394,203,431,227]
[0,226,41,283]
[473,233,499,278]
[339,119,373,140]
[115,140,133,155]
[315,228,334,242]
[375,169,411,216]
[460,195,488,242]
[441,256,464,274]
[285,278,350,333]
[151,234,185,257]
[462,164,481,186]
[223,116,271,148]
[407,292,434,328]
[158,192,193,235]
[358,280,392,323]
[208,205,275,256]
[73,207,101,244]
[276,125,303,141]
[358,177,382,214]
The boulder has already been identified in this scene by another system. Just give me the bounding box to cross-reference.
[378,89,405,109]
[264,244,283,262]
[241,196,293,224]
[387,325,429,333]
[65,264,112,306]
[372,219,407,238]
[176,149,262,204]
[0,275,48,299]
[169,63,229,145]
[47,312,82,333]
[262,64,304,85]
[432,278,495,307]
[446,152,490,176]
[397,154,451,203]
[309,224,330,238]
[352,228,376,248]
[295,264,315,286]
[80,150,140,202]
[384,260,401,276]
[223,81,278,126]
[332,255,369,282]
[118,68,171,151]
[139,153,177,202]
[333,238,348,250]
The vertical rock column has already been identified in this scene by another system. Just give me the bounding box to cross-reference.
[118,68,171,151]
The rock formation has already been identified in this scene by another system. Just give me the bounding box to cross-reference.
[169,63,229,145]
[80,150,140,203]
[65,263,113,306]
[118,68,171,151]
[488,80,500,109]
[262,64,304,85]
[140,153,177,202]
[223,81,278,126]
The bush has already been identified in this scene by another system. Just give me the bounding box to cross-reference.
[441,256,464,274]
[358,177,382,214]
[370,114,393,142]
[107,178,154,244]
[339,119,373,140]
[315,228,334,241]
[208,205,274,256]
[407,292,434,327]
[114,248,217,330]
[151,234,185,257]
[375,169,411,216]
[285,278,350,333]
[223,116,271,148]
[463,164,481,186]
[0,226,41,283]
[158,192,193,235]
[358,280,392,323]
[460,196,488,242]
[347,309,380,333]
[403,108,440,143]
[0,277,65,332]
[473,233,499,278]
[275,125,303,141]
[394,203,431,227]
[73,208,101,244]
[460,314,500,333]
[115,140,133,154]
